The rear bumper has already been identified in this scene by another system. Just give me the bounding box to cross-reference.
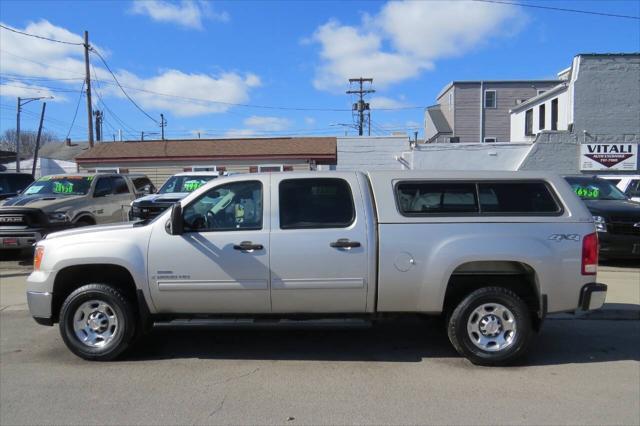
[598,231,640,259]
[27,291,53,326]
[578,283,607,311]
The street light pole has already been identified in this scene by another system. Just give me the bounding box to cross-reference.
[15,96,53,172]
[16,97,20,172]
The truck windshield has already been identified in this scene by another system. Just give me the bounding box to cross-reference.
[565,177,628,201]
[159,175,217,194]
[22,176,94,196]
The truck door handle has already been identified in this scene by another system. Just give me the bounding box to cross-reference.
[330,239,361,249]
[233,241,264,251]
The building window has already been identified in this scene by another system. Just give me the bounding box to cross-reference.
[525,109,534,136]
[484,90,496,108]
[539,104,546,130]
[96,167,119,173]
[483,137,497,143]
[551,98,558,130]
[449,136,460,143]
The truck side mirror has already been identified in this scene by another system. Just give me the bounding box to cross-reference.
[169,203,184,235]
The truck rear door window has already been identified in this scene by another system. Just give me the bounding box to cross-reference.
[396,182,478,215]
[478,182,560,214]
[279,178,355,229]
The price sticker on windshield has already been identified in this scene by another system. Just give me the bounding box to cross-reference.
[53,182,75,194]
[183,179,206,192]
[574,186,600,199]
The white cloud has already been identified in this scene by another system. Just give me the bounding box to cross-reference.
[130,0,229,30]
[309,1,525,91]
[112,69,261,117]
[224,115,292,137]
[0,81,63,101]
[243,116,291,131]
[304,117,316,125]
[369,96,407,109]
[0,21,261,117]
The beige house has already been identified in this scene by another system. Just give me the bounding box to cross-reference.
[75,137,337,186]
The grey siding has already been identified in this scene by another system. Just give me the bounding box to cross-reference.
[573,54,640,143]
[438,86,455,129]
[439,81,558,143]
[453,84,481,143]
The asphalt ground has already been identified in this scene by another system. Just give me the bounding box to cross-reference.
[1,253,639,425]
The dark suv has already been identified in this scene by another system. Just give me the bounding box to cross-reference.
[565,175,640,259]
[0,172,34,201]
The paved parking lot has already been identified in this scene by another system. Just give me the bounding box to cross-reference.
[1,254,639,425]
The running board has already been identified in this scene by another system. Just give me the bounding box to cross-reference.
[154,318,372,329]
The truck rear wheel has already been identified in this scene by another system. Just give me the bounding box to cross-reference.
[59,284,136,361]
[447,287,533,366]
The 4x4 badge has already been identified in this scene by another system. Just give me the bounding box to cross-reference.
[548,234,580,242]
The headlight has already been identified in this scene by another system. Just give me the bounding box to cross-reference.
[48,211,69,223]
[593,216,607,232]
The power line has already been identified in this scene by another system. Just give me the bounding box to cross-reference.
[0,49,85,77]
[0,23,85,45]
[89,48,159,125]
[0,73,84,82]
[473,0,640,20]
[91,65,141,136]
[0,81,81,93]
[66,81,85,140]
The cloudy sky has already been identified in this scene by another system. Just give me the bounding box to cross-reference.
[1,0,638,141]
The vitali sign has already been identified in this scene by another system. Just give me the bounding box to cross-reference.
[580,143,638,171]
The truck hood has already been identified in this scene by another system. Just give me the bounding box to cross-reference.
[136,193,188,203]
[46,222,136,240]
[1,194,85,211]
[583,199,640,217]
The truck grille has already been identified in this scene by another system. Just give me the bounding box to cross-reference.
[608,216,640,236]
[0,209,47,228]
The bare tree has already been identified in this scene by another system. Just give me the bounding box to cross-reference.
[0,129,59,161]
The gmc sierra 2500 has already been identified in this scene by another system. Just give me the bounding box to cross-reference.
[26,171,606,365]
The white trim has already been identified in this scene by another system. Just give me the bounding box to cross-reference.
[95,167,119,173]
[258,164,284,172]
[191,165,217,172]
[484,90,497,109]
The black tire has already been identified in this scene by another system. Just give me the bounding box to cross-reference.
[59,284,136,361]
[447,287,533,366]
[74,218,94,227]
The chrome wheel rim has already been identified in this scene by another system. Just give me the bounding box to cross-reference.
[466,303,517,352]
[73,300,119,348]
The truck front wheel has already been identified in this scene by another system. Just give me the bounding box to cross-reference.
[447,287,533,366]
[59,284,136,361]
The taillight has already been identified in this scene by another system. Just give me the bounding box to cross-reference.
[34,246,44,271]
[581,232,598,275]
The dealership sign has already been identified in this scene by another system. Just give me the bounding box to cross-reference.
[580,143,638,171]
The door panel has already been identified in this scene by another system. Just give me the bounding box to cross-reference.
[147,177,271,314]
[269,174,370,313]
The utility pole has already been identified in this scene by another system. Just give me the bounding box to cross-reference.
[346,78,375,136]
[141,131,144,141]
[31,102,46,176]
[83,30,94,148]
[160,113,167,140]
[93,110,103,142]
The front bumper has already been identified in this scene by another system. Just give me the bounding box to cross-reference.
[598,231,640,259]
[578,283,607,311]
[0,230,43,249]
[27,291,53,326]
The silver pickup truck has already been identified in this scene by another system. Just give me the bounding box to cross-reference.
[26,171,606,365]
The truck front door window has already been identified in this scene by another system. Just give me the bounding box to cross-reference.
[183,181,263,232]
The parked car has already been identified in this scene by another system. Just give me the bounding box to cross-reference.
[565,175,640,260]
[128,174,157,198]
[27,171,606,365]
[0,173,142,251]
[129,171,220,221]
[0,172,34,201]
[598,175,640,202]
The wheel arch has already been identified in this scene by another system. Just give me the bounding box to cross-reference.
[51,263,144,323]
